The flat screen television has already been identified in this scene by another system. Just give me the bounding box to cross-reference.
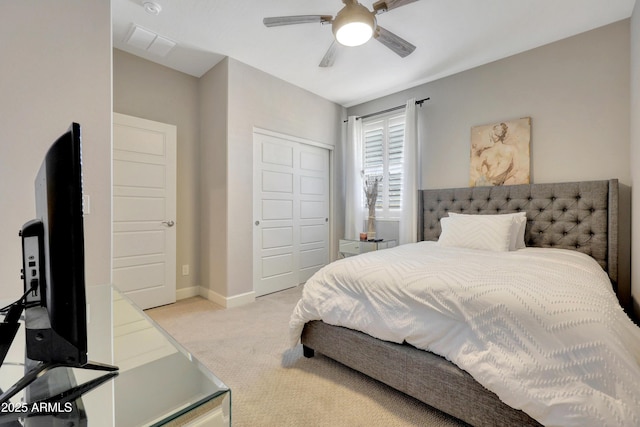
[0,123,117,405]
[26,122,87,365]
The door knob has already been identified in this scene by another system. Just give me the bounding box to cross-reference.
[162,220,175,227]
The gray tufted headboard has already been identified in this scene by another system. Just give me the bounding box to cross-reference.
[418,180,619,291]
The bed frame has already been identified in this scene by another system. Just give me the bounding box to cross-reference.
[301,179,621,427]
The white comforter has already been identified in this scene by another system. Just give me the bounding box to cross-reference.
[290,242,640,426]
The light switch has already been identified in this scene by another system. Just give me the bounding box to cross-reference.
[83,195,90,215]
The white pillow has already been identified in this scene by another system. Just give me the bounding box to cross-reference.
[448,212,526,251]
[512,215,527,249]
[438,215,513,252]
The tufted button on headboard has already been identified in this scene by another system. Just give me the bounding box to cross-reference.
[418,180,619,290]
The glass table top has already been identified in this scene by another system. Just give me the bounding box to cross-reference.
[0,285,230,426]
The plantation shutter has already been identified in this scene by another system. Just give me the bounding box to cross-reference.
[363,123,384,209]
[362,113,406,218]
[387,117,405,210]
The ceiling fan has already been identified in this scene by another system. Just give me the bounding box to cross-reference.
[263,0,419,67]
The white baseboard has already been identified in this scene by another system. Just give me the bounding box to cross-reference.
[176,285,256,308]
[176,286,200,300]
[199,287,256,308]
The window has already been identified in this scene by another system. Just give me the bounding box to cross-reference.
[362,112,405,219]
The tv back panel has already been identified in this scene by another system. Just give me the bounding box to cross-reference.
[21,220,45,306]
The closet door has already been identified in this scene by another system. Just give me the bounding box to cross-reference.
[253,130,330,296]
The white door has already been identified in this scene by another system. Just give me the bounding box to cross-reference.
[253,130,330,297]
[112,113,177,309]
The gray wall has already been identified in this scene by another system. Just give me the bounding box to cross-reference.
[631,5,640,319]
[201,59,344,305]
[113,49,201,295]
[0,1,114,423]
[199,58,230,303]
[349,21,631,189]
[0,0,112,299]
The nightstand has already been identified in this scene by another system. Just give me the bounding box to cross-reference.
[339,239,397,258]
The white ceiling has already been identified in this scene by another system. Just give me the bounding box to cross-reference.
[112,0,636,107]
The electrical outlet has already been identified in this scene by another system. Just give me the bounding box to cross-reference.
[182,265,189,276]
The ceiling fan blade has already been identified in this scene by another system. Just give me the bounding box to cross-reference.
[374,26,416,58]
[263,15,332,27]
[373,0,419,14]
[319,41,339,68]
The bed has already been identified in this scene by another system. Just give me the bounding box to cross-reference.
[291,179,640,426]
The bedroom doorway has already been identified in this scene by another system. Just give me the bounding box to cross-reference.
[112,113,177,309]
[253,129,331,297]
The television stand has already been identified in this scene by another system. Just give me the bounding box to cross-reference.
[0,359,118,404]
[1,285,231,425]
[0,303,24,369]
[0,323,20,369]
[0,369,117,425]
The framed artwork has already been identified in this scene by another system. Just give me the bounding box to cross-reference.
[469,117,531,187]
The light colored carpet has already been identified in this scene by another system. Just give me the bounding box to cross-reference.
[146,286,467,427]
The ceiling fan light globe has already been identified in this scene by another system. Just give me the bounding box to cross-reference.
[332,2,376,47]
[336,22,373,47]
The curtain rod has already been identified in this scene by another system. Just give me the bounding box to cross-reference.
[343,97,430,123]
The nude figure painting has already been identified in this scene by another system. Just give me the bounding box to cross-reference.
[469,117,531,187]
